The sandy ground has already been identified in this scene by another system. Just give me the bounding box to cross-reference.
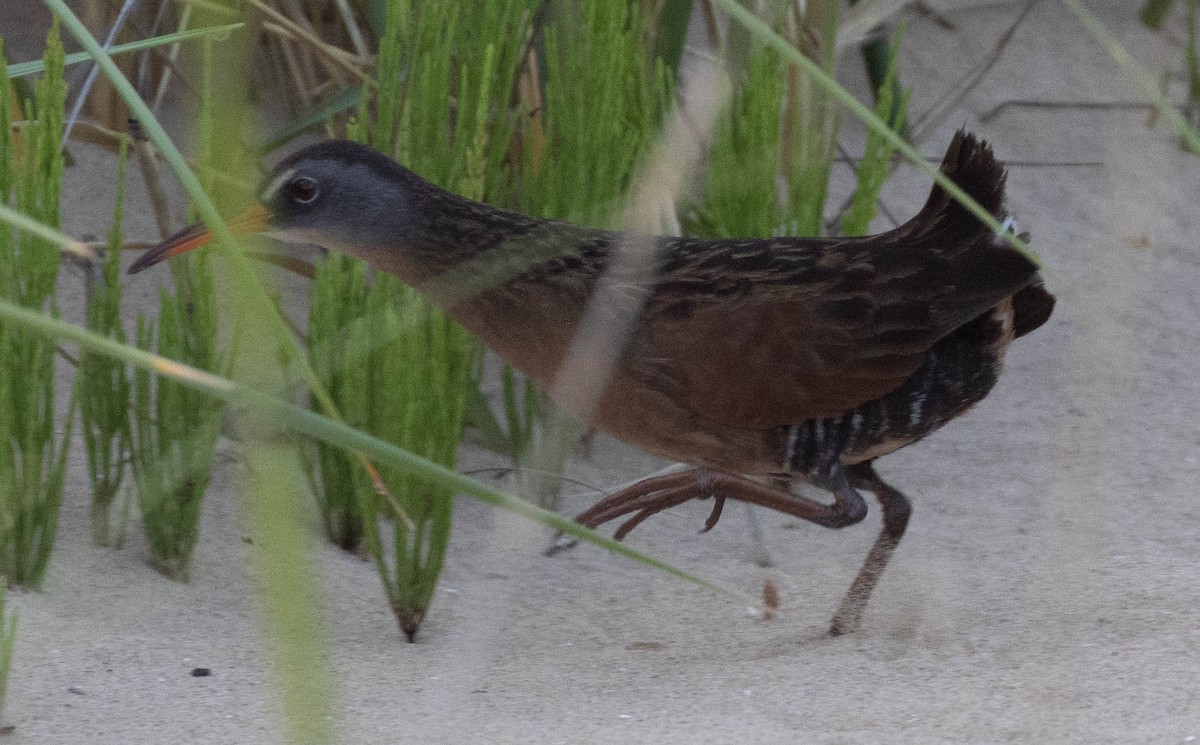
[3,1,1200,743]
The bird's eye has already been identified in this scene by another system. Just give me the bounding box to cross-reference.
[286,176,319,204]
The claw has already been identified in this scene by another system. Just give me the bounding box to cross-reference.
[700,494,726,533]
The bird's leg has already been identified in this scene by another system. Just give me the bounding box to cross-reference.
[572,469,705,529]
[808,459,869,528]
[576,463,914,635]
[573,470,714,540]
[700,494,726,532]
[828,460,913,636]
[575,466,869,539]
[546,472,702,558]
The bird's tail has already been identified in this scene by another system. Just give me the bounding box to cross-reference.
[912,127,1008,226]
[872,128,1049,337]
[920,129,1056,338]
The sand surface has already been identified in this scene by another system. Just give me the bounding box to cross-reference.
[4,1,1200,742]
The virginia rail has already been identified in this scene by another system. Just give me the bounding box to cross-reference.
[129,129,1053,635]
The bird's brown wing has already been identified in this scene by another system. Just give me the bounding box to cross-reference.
[626,129,1042,431]
[629,295,929,430]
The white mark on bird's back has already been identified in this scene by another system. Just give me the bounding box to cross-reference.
[909,392,926,427]
[993,302,1014,332]
[783,425,800,469]
[995,215,1020,242]
[847,412,864,449]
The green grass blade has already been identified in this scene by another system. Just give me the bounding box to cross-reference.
[0,587,15,726]
[5,23,244,78]
[243,439,334,743]
[1063,0,1200,155]
[259,84,364,154]
[0,22,70,588]
[1140,0,1176,28]
[35,7,337,739]
[0,297,747,603]
[40,0,350,425]
[655,0,694,81]
[707,0,1044,266]
[842,25,910,236]
[0,203,96,261]
[79,136,133,547]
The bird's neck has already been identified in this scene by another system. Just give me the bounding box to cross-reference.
[345,186,613,388]
[345,184,602,298]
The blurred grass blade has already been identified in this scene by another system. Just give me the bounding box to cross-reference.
[511,0,673,512]
[5,23,244,78]
[706,0,1044,266]
[0,586,15,726]
[839,0,909,48]
[36,6,336,740]
[79,136,133,547]
[0,297,743,601]
[1063,0,1200,154]
[654,0,694,80]
[1140,0,1175,28]
[1188,0,1199,107]
[259,84,363,154]
[842,25,911,236]
[0,203,96,261]
[41,0,409,540]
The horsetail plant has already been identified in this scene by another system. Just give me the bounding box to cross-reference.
[131,292,223,581]
[520,0,673,225]
[841,26,911,237]
[692,10,904,242]
[511,0,674,511]
[127,32,228,580]
[780,0,841,238]
[343,275,471,640]
[78,136,133,547]
[686,43,789,239]
[306,254,370,550]
[304,0,533,637]
[0,295,730,591]
[0,26,72,588]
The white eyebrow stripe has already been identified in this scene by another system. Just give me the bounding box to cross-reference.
[261,168,297,202]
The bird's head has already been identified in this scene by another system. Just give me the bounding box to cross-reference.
[127,140,423,274]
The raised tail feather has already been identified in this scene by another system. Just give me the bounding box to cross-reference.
[878,128,1049,339]
[914,127,1008,223]
[926,128,1055,338]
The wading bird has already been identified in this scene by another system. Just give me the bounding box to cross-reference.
[130,129,1053,635]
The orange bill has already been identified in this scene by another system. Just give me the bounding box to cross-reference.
[126,203,270,275]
